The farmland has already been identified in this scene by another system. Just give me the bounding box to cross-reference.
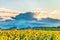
[0,28,60,40]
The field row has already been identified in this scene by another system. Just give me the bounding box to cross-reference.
[0,30,60,40]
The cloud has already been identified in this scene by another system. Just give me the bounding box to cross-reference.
[0,8,60,21]
[0,8,20,21]
[33,9,48,20]
[11,9,60,21]
[49,10,60,19]
[33,9,60,20]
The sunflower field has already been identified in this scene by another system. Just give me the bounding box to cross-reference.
[0,29,60,40]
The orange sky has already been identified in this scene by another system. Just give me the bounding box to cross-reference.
[33,9,60,20]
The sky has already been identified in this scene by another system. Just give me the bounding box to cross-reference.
[0,0,60,12]
[0,0,60,29]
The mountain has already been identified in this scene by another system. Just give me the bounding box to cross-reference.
[12,12,37,20]
[0,11,60,29]
[39,18,60,23]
